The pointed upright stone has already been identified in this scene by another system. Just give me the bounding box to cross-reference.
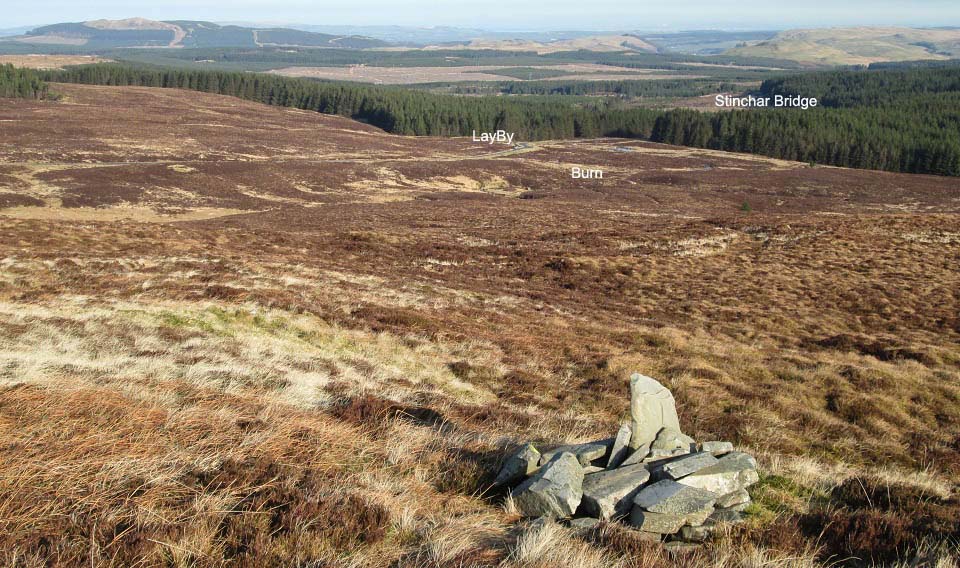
[629,373,682,450]
[607,422,632,468]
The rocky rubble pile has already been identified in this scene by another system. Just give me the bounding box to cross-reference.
[495,373,759,543]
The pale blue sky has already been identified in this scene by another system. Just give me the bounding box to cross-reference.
[5,0,959,30]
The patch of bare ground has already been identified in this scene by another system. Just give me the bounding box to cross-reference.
[268,64,684,84]
[0,54,111,69]
[0,84,957,566]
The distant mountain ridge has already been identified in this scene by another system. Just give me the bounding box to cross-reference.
[725,27,960,65]
[5,18,389,49]
[6,19,960,66]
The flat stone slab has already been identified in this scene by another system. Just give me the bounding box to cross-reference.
[676,452,759,495]
[512,452,584,518]
[641,450,697,475]
[644,448,691,463]
[633,479,718,525]
[630,373,682,450]
[717,488,751,508]
[629,510,687,534]
[494,443,540,486]
[580,463,651,520]
[540,438,613,466]
[660,452,719,480]
[700,441,734,456]
[607,422,632,468]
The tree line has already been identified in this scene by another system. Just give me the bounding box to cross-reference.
[40,63,960,176]
[0,64,50,99]
[41,63,662,140]
[758,65,960,107]
[428,78,744,98]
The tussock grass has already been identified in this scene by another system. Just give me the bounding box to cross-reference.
[0,208,957,566]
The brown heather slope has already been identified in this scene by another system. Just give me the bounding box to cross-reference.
[0,84,958,567]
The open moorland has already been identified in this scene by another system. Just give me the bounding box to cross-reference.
[0,55,112,70]
[0,83,958,567]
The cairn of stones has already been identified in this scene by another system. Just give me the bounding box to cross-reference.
[495,372,758,543]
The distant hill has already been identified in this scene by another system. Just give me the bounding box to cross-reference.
[640,30,777,55]
[3,18,389,49]
[725,27,960,65]
[287,25,631,46]
[424,34,657,54]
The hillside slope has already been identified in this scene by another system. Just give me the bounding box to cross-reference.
[0,84,957,566]
[725,26,960,65]
[4,17,389,49]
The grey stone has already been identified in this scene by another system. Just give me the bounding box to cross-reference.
[607,422,632,468]
[494,443,540,486]
[642,448,692,469]
[651,426,695,452]
[540,438,613,466]
[619,442,650,467]
[708,505,748,524]
[727,451,758,469]
[679,524,714,543]
[512,452,584,518]
[645,448,689,461]
[700,441,734,456]
[664,541,702,555]
[716,488,751,508]
[568,517,600,530]
[629,510,687,534]
[629,373,682,450]
[633,479,718,526]
[582,466,605,474]
[580,463,651,520]
[525,516,552,533]
[676,452,759,496]
[660,452,719,480]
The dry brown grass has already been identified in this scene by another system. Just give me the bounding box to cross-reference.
[0,55,111,69]
[0,85,957,566]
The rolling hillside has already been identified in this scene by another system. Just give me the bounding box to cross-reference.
[725,27,960,65]
[0,82,957,566]
[3,17,389,49]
